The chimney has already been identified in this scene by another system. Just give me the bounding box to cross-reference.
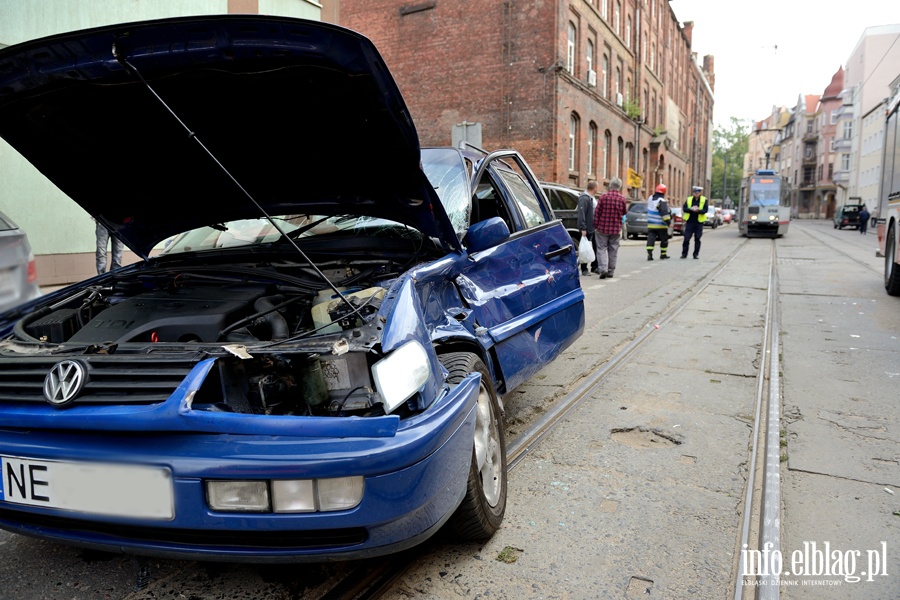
[683,21,694,47]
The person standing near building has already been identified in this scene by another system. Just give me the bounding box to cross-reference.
[95,219,124,276]
[681,185,707,259]
[859,205,870,234]
[577,180,600,275]
[646,183,671,260]
[593,176,629,279]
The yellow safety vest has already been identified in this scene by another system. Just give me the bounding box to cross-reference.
[684,195,707,222]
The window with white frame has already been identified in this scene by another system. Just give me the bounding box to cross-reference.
[830,110,838,124]
[587,39,594,79]
[626,16,631,49]
[588,122,597,174]
[567,22,576,74]
[615,2,621,35]
[569,114,579,171]
[843,120,853,139]
[841,153,850,171]
[602,54,609,98]
[601,0,608,20]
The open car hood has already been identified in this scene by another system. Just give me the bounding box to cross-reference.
[0,16,460,256]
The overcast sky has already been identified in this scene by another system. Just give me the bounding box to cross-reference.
[668,0,900,130]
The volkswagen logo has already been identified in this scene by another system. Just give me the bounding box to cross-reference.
[43,360,86,407]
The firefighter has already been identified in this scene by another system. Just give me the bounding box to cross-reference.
[646,183,671,260]
[681,185,707,259]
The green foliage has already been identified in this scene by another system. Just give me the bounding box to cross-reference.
[622,97,642,121]
[711,117,750,202]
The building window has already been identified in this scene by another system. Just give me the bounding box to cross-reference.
[841,153,850,171]
[616,137,624,178]
[588,122,598,174]
[650,43,655,71]
[567,22,577,74]
[843,121,853,139]
[587,39,594,79]
[626,17,631,49]
[830,110,838,124]
[603,130,612,180]
[615,2,621,35]
[615,66,621,97]
[601,0,608,20]
[569,113,579,171]
[602,54,609,98]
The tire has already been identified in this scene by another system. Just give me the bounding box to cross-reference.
[886,226,900,296]
[438,352,507,540]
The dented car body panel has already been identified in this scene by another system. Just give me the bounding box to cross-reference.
[0,16,583,561]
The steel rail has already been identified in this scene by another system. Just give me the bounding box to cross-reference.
[508,238,749,469]
[732,240,782,599]
[325,237,753,600]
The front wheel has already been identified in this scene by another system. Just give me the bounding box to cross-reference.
[439,352,507,540]
[886,226,900,296]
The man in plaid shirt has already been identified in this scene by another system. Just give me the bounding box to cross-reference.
[592,176,629,279]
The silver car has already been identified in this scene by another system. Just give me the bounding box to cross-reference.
[625,201,649,238]
[0,211,40,312]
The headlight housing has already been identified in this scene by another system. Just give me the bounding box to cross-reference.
[371,341,431,413]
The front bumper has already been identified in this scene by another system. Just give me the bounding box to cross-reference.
[0,374,480,561]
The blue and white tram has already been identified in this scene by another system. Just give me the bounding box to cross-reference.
[738,169,791,237]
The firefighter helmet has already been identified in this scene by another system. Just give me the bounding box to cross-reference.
[655,183,667,194]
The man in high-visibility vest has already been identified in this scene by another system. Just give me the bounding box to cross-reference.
[646,183,672,260]
[681,185,707,259]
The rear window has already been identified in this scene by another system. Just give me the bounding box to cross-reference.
[628,203,647,214]
[545,186,579,210]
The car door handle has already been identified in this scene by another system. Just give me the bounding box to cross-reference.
[544,244,573,260]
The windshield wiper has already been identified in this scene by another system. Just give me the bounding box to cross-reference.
[112,44,360,318]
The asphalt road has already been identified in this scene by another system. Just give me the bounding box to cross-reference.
[1,220,897,599]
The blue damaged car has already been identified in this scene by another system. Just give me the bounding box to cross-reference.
[0,16,584,561]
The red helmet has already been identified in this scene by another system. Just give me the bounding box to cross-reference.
[655,183,667,194]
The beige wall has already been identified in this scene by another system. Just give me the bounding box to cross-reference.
[0,0,320,287]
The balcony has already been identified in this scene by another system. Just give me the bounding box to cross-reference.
[799,180,816,189]
[803,131,818,142]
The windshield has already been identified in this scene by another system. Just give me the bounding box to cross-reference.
[748,179,782,207]
[159,214,419,255]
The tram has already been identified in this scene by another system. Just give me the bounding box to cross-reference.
[737,169,791,237]
[876,85,900,295]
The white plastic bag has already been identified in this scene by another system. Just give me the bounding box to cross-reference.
[578,236,595,264]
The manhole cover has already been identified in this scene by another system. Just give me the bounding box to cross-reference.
[611,427,682,449]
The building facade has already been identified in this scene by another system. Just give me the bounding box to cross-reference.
[330,0,714,201]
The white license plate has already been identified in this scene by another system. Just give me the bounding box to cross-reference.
[1,455,174,520]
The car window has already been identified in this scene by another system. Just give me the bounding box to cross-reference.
[421,148,471,234]
[496,168,546,229]
[546,186,578,210]
[628,203,647,214]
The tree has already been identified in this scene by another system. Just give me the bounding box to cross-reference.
[711,117,749,204]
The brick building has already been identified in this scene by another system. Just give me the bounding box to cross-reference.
[327,0,714,201]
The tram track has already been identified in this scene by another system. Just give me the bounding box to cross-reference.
[314,237,790,600]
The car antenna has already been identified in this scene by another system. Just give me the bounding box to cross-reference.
[111,43,358,316]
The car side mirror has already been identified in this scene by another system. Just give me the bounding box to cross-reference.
[464,217,510,253]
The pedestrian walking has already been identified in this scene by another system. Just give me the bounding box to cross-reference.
[593,176,629,279]
[646,183,671,260]
[577,180,600,275]
[681,185,707,259]
[859,206,870,235]
[95,219,124,276]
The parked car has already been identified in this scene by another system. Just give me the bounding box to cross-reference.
[834,203,865,229]
[542,181,582,245]
[704,205,720,228]
[626,201,649,238]
[0,211,41,313]
[721,208,734,224]
[0,16,585,562]
[670,207,684,235]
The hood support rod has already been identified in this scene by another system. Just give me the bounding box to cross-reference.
[112,44,363,323]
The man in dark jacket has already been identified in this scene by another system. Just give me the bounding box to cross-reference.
[859,206,870,234]
[577,180,600,275]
